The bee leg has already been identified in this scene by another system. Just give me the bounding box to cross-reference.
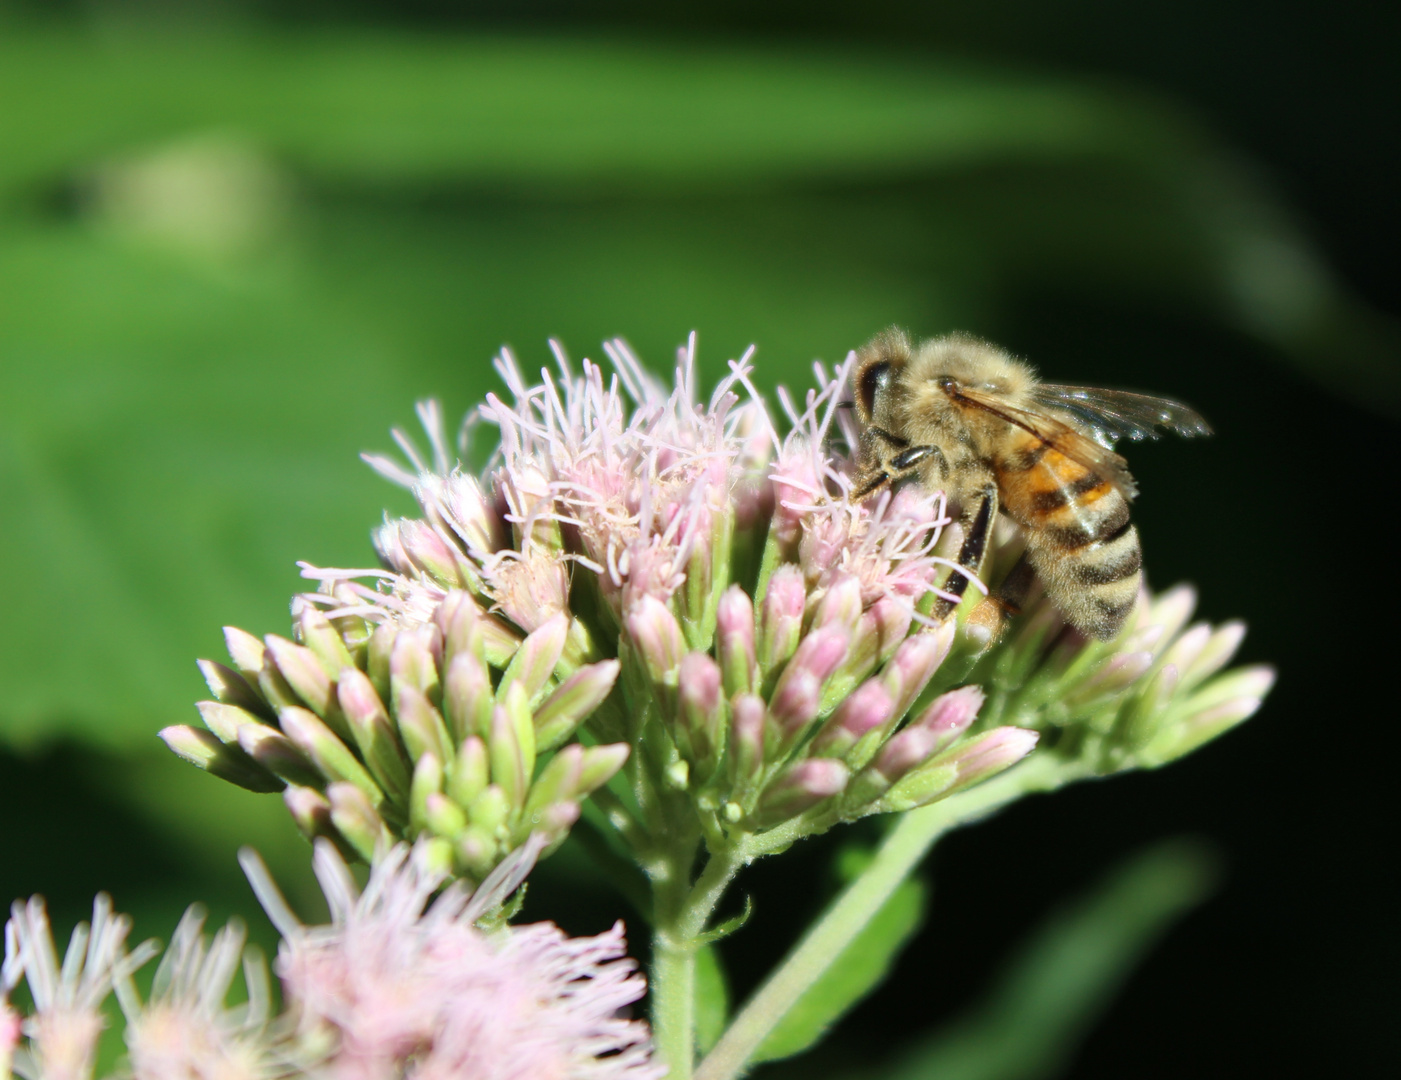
[995,552,1037,616]
[852,471,891,500]
[890,444,948,476]
[931,484,998,619]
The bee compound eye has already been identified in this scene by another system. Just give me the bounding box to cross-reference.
[857,361,892,416]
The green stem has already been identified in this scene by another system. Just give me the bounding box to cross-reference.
[694,755,1072,1080]
[651,844,748,1079]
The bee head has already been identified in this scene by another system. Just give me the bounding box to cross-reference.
[853,327,912,425]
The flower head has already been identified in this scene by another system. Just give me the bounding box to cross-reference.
[170,332,1270,865]
[240,840,662,1080]
[4,895,158,1080]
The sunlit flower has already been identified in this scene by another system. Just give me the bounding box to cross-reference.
[241,840,662,1080]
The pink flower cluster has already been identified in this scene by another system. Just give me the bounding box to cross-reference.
[2,842,663,1080]
[248,840,663,1080]
[291,336,1040,844]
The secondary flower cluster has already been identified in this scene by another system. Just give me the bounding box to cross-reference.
[164,590,629,880]
[1,843,661,1080]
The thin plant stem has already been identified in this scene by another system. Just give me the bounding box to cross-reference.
[651,844,748,1079]
[694,755,1072,1080]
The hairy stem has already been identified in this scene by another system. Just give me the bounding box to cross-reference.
[694,755,1072,1080]
[651,843,748,1079]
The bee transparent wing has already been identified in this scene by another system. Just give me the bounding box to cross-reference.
[953,386,1139,496]
[1031,384,1212,445]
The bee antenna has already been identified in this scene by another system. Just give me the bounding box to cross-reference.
[835,400,855,409]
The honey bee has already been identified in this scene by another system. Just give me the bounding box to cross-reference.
[850,329,1210,639]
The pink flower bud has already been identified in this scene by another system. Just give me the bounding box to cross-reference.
[498,612,569,703]
[873,724,945,783]
[880,622,955,721]
[945,726,1039,791]
[909,685,986,754]
[810,680,894,758]
[811,573,864,634]
[1181,620,1246,686]
[532,659,621,751]
[754,759,849,826]
[716,585,758,696]
[728,693,767,790]
[768,626,849,734]
[677,652,725,776]
[758,564,807,671]
[624,594,687,683]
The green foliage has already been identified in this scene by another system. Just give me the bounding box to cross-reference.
[695,943,732,1055]
[868,840,1217,1080]
[753,847,929,1064]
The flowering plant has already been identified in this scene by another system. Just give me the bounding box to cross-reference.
[6,335,1270,1080]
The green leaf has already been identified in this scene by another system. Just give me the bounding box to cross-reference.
[695,943,731,1056]
[753,848,929,1063]
[876,839,1218,1080]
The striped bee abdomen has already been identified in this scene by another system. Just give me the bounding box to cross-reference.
[997,439,1143,639]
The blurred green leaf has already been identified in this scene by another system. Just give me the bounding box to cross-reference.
[696,942,731,1055]
[869,839,1217,1080]
[754,849,929,1064]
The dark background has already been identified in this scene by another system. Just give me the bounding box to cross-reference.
[1,2,1396,1077]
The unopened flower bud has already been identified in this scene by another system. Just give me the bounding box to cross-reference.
[279,706,382,808]
[490,703,529,811]
[159,725,283,793]
[197,659,272,719]
[444,649,494,742]
[524,744,585,820]
[264,635,336,720]
[497,612,568,705]
[395,684,454,767]
[283,784,337,844]
[436,590,483,665]
[423,791,468,839]
[624,594,687,684]
[810,680,894,759]
[757,564,807,672]
[338,667,412,804]
[236,720,322,789]
[327,782,392,862]
[1180,620,1246,687]
[222,625,266,682]
[467,784,512,838]
[1069,650,1154,704]
[716,585,758,696]
[1146,584,1197,642]
[537,801,582,851]
[577,743,630,794]
[880,622,955,722]
[677,651,725,776]
[447,736,490,808]
[753,760,848,827]
[728,693,766,794]
[909,685,984,753]
[532,660,621,750]
[391,623,443,709]
[943,726,1039,793]
[812,573,864,634]
[294,604,357,677]
[768,626,849,737]
[411,753,444,829]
